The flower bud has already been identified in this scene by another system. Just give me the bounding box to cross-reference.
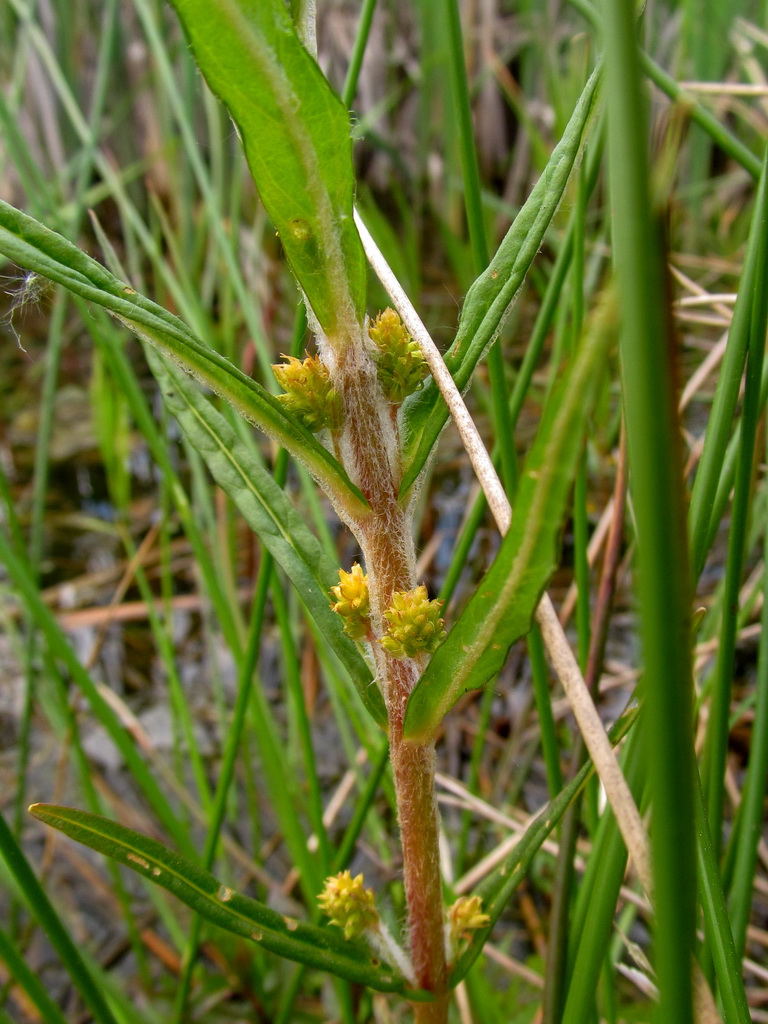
[272,353,343,433]
[447,895,490,948]
[368,308,428,405]
[318,870,379,940]
[330,564,371,640]
[379,584,446,659]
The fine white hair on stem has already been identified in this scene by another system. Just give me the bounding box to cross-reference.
[353,206,654,895]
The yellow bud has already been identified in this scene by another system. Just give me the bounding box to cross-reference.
[330,564,371,640]
[368,308,428,405]
[272,353,343,433]
[447,895,490,948]
[379,585,446,659]
[318,870,379,940]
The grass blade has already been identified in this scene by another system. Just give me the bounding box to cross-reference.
[700,146,768,847]
[603,1,696,1020]
[688,149,768,579]
[693,774,751,1024]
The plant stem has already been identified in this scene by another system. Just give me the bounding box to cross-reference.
[328,323,449,1019]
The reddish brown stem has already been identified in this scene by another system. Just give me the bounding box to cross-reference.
[330,329,449,1020]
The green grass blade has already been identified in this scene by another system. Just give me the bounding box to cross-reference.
[28,805,412,995]
[0,810,120,1024]
[173,549,275,1021]
[442,0,516,495]
[726,462,768,956]
[399,65,600,496]
[639,50,761,181]
[272,577,332,869]
[567,0,761,180]
[0,198,369,519]
[402,299,612,743]
[700,149,768,847]
[693,773,751,1024]
[688,148,768,579]
[562,729,643,1024]
[603,1,696,1020]
[145,348,386,727]
[168,0,365,333]
[0,924,70,1024]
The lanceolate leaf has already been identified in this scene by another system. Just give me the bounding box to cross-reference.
[0,200,368,521]
[29,805,413,995]
[400,66,601,497]
[403,298,613,743]
[168,0,365,336]
[146,348,387,728]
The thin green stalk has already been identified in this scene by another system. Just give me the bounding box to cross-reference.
[341,0,377,109]
[272,575,331,869]
[0,925,69,1024]
[726,492,768,954]
[568,0,762,180]
[173,548,275,1021]
[120,522,213,817]
[693,769,751,1024]
[443,0,517,495]
[701,149,768,848]
[84,307,242,656]
[562,729,643,1024]
[689,149,768,578]
[571,167,591,673]
[602,3,696,1023]
[453,679,496,877]
[331,738,390,872]
[529,625,563,797]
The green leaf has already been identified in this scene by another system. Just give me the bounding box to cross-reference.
[146,348,387,729]
[402,296,613,743]
[399,66,600,497]
[168,0,365,335]
[0,199,368,521]
[28,805,415,996]
[449,709,637,988]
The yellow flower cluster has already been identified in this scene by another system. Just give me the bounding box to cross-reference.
[379,585,446,659]
[330,564,371,640]
[272,353,343,433]
[368,308,428,405]
[447,895,490,948]
[317,870,379,940]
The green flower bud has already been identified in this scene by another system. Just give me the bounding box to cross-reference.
[318,870,379,940]
[272,353,343,432]
[368,308,428,405]
[330,564,371,640]
[379,584,446,658]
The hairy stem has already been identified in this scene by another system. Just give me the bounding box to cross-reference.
[327,323,449,1018]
